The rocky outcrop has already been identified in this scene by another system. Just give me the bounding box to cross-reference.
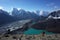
[0,9,17,26]
[32,10,60,33]
[46,19,60,33]
[32,18,60,33]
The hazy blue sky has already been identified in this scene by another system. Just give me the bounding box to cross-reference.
[0,0,60,12]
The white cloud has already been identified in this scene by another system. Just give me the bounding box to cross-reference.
[10,7,21,11]
[40,10,43,15]
[46,3,59,10]
[0,6,4,10]
[17,8,21,10]
[54,6,58,9]
[34,10,43,15]
[46,3,55,7]
[10,7,13,11]
[53,6,60,11]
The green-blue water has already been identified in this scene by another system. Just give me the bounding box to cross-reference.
[24,28,54,35]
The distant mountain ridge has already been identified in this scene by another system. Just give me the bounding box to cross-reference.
[0,8,60,33]
[12,8,40,21]
[12,8,49,21]
[0,9,18,26]
[1,8,60,27]
[32,10,60,33]
[0,8,49,26]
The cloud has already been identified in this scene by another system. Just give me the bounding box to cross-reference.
[0,6,4,9]
[10,7,21,11]
[54,6,58,9]
[17,8,21,10]
[53,6,60,11]
[46,3,59,10]
[40,10,43,15]
[46,3,55,7]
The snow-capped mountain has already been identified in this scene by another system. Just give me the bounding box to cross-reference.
[12,8,41,21]
[48,10,60,19]
[0,9,18,26]
[12,8,19,16]
[35,10,49,16]
[0,8,49,26]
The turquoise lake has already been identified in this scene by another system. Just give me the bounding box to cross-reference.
[24,28,54,35]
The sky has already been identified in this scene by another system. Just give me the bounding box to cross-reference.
[0,0,60,12]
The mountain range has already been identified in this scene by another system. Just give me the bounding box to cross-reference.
[12,8,40,20]
[12,8,49,21]
[0,8,49,26]
[0,8,60,25]
[0,9,18,26]
[0,8,60,33]
[32,10,60,33]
